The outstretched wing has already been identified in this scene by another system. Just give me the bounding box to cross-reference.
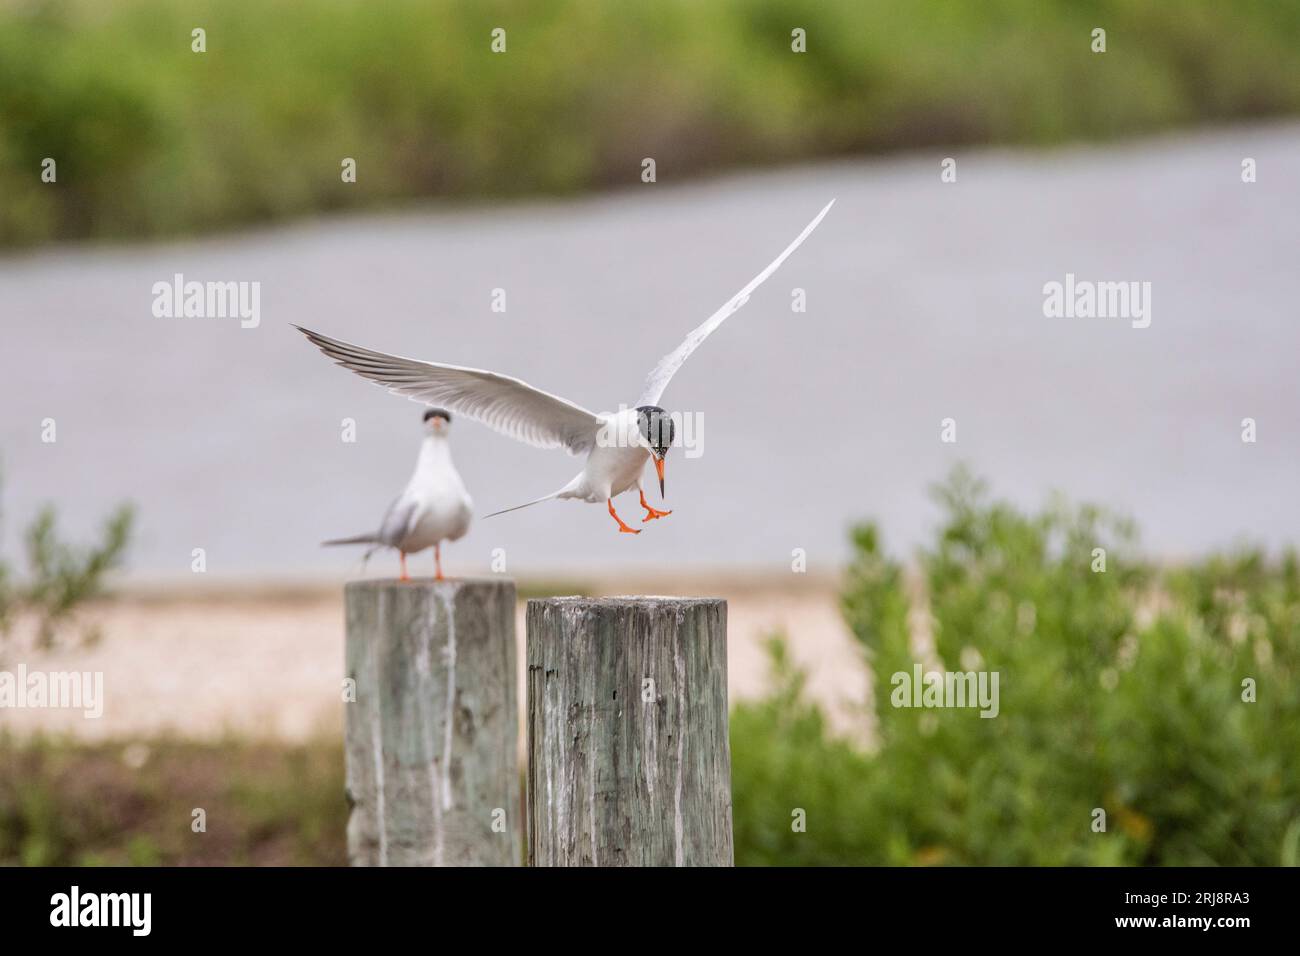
[637,199,835,407]
[296,326,604,455]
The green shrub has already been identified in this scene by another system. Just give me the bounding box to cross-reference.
[0,476,134,652]
[732,467,1300,865]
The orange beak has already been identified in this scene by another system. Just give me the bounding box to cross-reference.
[654,456,665,498]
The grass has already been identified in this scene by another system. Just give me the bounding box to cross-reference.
[0,734,346,866]
[3,0,1300,245]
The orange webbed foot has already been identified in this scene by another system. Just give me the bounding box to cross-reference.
[639,490,672,522]
[607,499,642,534]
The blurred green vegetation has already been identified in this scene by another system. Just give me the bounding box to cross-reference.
[3,0,1300,245]
[0,477,134,652]
[3,468,1297,865]
[732,468,1300,865]
[0,735,346,865]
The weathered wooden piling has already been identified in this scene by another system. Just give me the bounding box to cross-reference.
[344,578,519,866]
[526,596,733,866]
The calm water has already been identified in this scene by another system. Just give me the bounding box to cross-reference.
[3,124,1298,578]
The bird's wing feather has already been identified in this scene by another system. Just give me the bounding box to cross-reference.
[377,495,419,548]
[297,326,604,455]
[636,199,835,407]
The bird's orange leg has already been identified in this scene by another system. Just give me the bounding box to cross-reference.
[435,543,444,581]
[399,552,410,582]
[639,489,672,522]
[608,498,641,534]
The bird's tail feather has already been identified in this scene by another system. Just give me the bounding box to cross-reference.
[483,491,562,519]
[322,533,377,546]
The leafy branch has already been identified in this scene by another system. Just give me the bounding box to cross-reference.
[0,481,134,651]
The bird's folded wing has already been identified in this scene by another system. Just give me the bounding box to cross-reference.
[377,495,418,547]
[637,199,835,408]
[297,326,604,454]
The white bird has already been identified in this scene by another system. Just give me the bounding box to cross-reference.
[298,199,833,534]
[323,407,473,579]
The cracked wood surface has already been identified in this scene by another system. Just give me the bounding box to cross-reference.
[527,596,733,867]
[344,578,520,866]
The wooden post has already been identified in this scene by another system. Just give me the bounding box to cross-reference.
[344,578,519,866]
[526,596,733,866]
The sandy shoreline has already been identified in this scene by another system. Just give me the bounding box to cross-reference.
[0,572,870,744]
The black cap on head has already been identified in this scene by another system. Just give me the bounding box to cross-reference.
[423,407,452,423]
[635,405,674,457]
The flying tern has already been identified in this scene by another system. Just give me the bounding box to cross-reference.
[298,199,833,533]
[323,407,473,579]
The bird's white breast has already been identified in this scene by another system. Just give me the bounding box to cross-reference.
[573,410,650,501]
[398,437,473,551]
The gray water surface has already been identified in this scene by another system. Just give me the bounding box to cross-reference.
[3,124,1298,577]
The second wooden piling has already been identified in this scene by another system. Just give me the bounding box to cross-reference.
[526,596,733,866]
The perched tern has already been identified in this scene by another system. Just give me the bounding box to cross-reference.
[323,408,472,579]
[298,199,833,533]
